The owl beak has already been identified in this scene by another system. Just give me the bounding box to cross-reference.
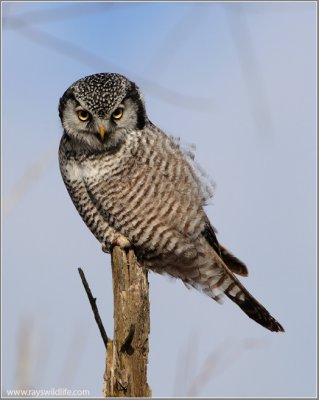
[98,126,105,142]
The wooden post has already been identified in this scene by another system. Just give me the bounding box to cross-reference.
[103,247,151,397]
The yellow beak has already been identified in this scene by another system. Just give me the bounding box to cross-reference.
[98,126,105,141]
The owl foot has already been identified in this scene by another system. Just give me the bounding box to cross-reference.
[102,235,131,253]
[111,234,131,250]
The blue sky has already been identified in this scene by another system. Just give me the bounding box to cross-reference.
[2,1,317,397]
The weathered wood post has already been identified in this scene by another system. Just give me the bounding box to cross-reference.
[103,247,151,397]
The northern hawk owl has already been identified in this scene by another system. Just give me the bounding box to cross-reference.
[58,73,284,332]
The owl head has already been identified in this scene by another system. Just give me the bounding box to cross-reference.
[59,73,147,152]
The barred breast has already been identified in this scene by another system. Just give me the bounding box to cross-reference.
[82,126,209,260]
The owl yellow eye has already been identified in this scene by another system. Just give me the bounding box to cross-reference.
[77,110,91,122]
[112,108,123,120]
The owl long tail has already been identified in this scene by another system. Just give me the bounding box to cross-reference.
[224,279,285,332]
[194,266,284,332]
[179,240,284,333]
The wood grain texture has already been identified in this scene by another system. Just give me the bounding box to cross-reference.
[103,247,151,397]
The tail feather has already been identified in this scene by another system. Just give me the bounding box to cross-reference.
[147,238,284,333]
[224,283,285,332]
[207,269,284,332]
[180,240,284,332]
